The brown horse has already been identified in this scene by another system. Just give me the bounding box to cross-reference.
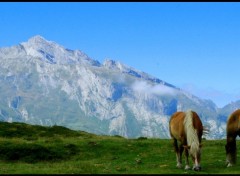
[225,109,240,167]
[169,110,203,171]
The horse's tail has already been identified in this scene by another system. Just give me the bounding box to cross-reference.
[184,110,199,144]
[184,110,201,157]
[203,126,209,135]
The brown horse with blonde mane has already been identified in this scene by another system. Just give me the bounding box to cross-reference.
[225,109,240,167]
[169,110,203,171]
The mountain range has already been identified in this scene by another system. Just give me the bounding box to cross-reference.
[0,35,239,139]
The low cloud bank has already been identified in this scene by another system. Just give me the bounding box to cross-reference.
[131,80,178,96]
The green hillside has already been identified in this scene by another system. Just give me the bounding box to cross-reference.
[0,121,239,174]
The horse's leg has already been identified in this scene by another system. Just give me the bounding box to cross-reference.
[226,134,237,167]
[184,147,191,170]
[173,139,182,168]
[179,144,184,168]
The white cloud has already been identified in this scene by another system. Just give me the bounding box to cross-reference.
[131,80,178,96]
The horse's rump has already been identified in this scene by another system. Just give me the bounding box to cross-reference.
[226,109,240,136]
[169,111,203,142]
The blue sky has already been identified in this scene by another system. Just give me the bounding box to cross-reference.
[1,2,240,108]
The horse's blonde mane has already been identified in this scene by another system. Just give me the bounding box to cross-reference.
[183,110,200,155]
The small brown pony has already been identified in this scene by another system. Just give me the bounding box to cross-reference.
[169,110,203,171]
[225,109,240,167]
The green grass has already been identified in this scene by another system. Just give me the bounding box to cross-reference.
[0,121,239,174]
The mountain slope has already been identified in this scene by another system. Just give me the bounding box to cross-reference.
[0,35,229,139]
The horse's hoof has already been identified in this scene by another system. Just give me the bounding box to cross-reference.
[176,164,182,168]
[193,166,201,171]
[227,163,233,167]
[184,165,191,170]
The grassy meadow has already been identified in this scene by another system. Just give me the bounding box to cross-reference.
[0,121,239,174]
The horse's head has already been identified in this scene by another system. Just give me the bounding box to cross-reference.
[225,142,237,167]
[184,143,202,171]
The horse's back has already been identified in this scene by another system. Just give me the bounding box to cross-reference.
[227,109,240,135]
